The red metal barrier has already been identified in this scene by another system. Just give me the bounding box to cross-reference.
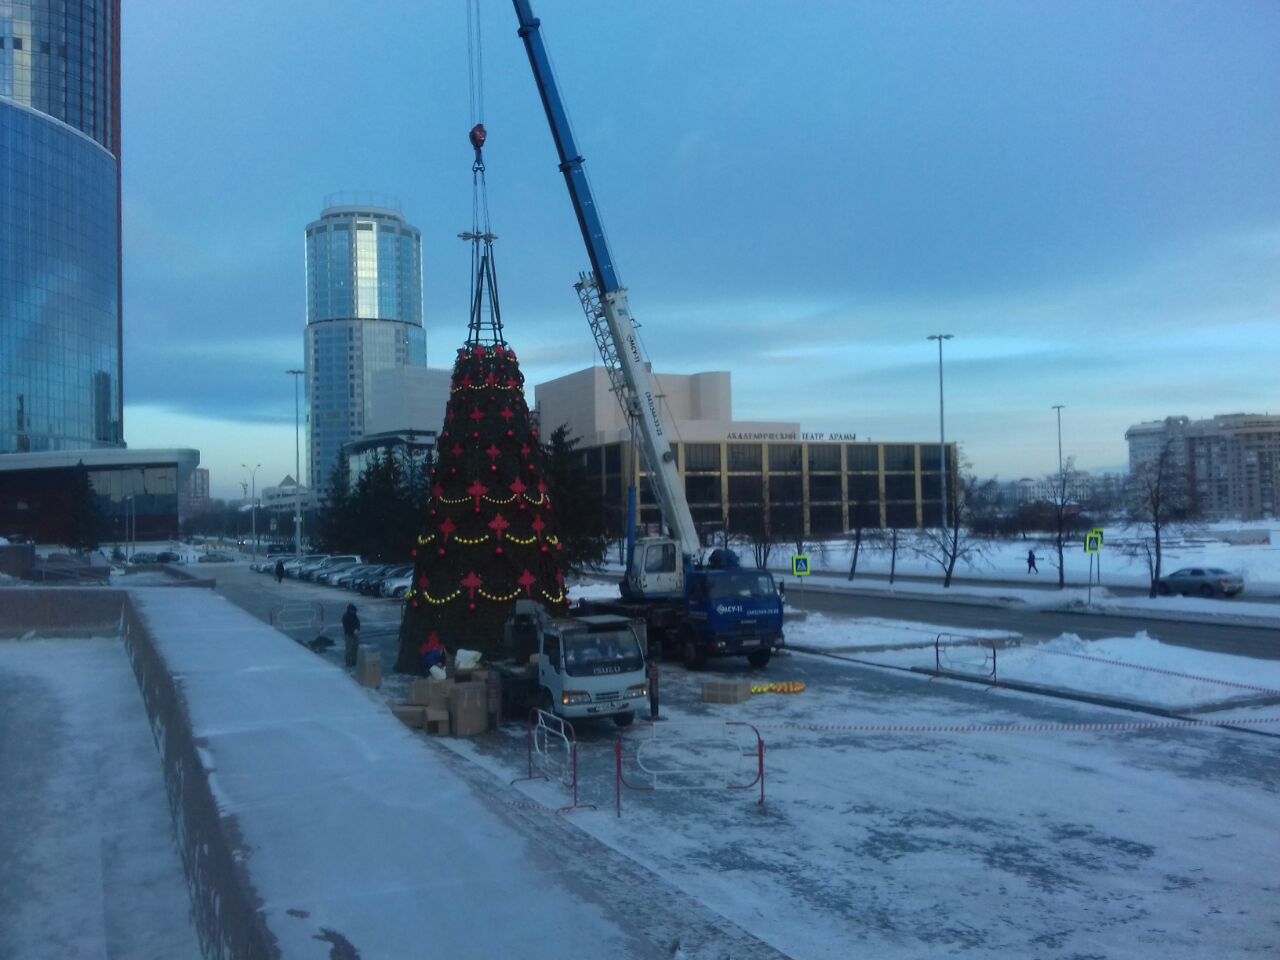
[511,708,594,814]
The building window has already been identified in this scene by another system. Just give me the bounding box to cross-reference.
[685,475,721,504]
[768,444,802,472]
[848,474,880,502]
[728,444,762,471]
[847,444,879,471]
[769,475,803,504]
[886,503,917,528]
[811,505,844,535]
[809,475,842,502]
[808,444,841,471]
[884,474,915,500]
[884,445,915,472]
[728,475,763,503]
[684,443,720,472]
[919,446,942,472]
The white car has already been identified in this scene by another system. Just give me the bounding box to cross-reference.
[381,571,414,598]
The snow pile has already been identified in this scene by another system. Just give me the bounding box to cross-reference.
[785,611,1018,651]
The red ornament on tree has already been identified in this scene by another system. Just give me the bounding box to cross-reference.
[461,571,483,600]
[518,569,537,597]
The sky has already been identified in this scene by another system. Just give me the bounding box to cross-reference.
[118,0,1280,501]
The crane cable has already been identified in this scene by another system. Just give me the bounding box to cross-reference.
[463,0,503,345]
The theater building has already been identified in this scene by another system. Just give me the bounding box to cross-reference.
[534,367,955,540]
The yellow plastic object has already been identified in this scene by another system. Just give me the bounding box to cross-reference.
[751,681,806,695]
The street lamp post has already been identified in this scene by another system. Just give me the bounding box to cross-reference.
[287,369,305,557]
[1051,404,1065,477]
[926,334,954,527]
[242,462,261,560]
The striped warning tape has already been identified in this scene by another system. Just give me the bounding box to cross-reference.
[757,715,1280,736]
[1029,647,1280,697]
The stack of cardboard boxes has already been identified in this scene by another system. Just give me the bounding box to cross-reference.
[390,669,492,737]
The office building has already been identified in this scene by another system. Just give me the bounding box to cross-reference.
[304,203,426,494]
[1126,413,1280,520]
[2,1,123,452]
[341,366,449,478]
[0,2,198,543]
[535,366,955,538]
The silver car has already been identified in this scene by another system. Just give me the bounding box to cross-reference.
[1157,567,1244,598]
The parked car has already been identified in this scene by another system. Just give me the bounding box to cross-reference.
[329,563,378,588]
[381,568,415,598]
[155,551,182,564]
[355,564,401,594]
[129,551,159,564]
[283,554,326,577]
[198,552,235,563]
[1157,567,1244,598]
[308,555,362,583]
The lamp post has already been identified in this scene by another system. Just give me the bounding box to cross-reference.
[1051,404,1065,477]
[242,462,261,560]
[926,334,954,527]
[287,369,305,557]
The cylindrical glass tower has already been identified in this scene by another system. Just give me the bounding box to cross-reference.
[304,204,426,491]
[0,1,124,452]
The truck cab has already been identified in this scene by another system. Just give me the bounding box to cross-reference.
[682,568,785,669]
[504,602,648,727]
[624,536,682,599]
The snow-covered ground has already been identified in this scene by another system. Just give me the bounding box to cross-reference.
[449,652,1280,960]
[787,523,1280,596]
[0,636,203,958]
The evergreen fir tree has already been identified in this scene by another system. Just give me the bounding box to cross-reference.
[396,121,567,671]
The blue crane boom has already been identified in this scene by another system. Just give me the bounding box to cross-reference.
[511,0,701,558]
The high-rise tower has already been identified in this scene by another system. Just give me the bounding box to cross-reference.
[304,203,426,492]
[1,0,123,452]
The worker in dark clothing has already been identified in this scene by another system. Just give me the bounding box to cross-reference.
[275,559,285,583]
[1027,550,1038,574]
[342,604,361,667]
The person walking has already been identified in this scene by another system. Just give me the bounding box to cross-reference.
[342,603,361,667]
[1027,549,1038,574]
[275,558,285,583]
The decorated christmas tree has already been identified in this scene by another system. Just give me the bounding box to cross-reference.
[395,123,568,672]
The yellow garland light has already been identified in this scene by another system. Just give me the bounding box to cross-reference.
[478,588,523,602]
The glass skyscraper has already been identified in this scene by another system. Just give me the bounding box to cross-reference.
[1,0,123,453]
[304,204,426,492]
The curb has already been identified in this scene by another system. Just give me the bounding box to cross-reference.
[1052,603,1280,631]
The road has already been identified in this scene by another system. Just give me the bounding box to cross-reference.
[211,562,1279,666]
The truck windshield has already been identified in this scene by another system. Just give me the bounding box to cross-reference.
[563,628,644,677]
[707,572,777,599]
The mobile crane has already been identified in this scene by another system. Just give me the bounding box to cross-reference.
[511,0,785,669]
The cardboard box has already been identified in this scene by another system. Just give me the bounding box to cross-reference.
[425,708,450,736]
[391,705,425,729]
[356,644,381,671]
[449,682,488,736]
[701,677,753,705]
[451,704,488,737]
[409,677,453,708]
[358,659,382,689]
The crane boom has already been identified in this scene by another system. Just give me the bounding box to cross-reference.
[511,0,701,557]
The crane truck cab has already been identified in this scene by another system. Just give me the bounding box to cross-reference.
[501,600,648,727]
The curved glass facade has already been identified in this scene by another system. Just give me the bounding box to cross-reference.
[1,98,121,452]
[304,205,426,490]
[0,0,121,154]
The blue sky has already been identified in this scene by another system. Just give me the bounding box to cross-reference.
[120,1,1280,500]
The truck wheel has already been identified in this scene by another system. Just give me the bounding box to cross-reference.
[539,686,556,717]
[614,712,634,728]
[681,628,707,671]
[747,648,772,669]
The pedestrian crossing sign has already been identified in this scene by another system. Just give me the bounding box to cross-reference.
[792,555,811,577]
[1091,527,1105,545]
[1085,533,1102,554]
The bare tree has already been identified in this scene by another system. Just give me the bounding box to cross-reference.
[1128,438,1192,597]
[915,473,997,587]
[846,498,879,580]
[1045,456,1086,590]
